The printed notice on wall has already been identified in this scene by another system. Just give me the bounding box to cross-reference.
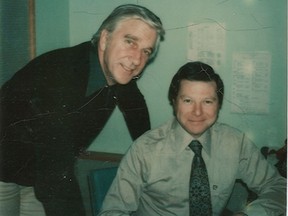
[231,51,271,114]
[187,22,226,70]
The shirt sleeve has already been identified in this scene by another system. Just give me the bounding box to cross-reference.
[115,81,151,140]
[238,134,287,216]
[98,143,144,215]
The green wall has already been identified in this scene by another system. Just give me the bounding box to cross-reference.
[0,1,30,84]
[35,0,70,55]
[36,0,287,154]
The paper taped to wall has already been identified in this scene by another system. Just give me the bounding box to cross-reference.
[231,51,271,114]
[187,22,226,70]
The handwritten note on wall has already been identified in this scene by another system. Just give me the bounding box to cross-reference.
[231,51,271,114]
[187,22,226,70]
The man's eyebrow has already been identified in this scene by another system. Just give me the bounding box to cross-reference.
[124,34,154,53]
[124,34,138,41]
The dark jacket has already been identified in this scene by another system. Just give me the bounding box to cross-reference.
[0,42,150,215]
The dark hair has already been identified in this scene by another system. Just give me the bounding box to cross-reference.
[91,4,165,59]
[168,61,224,108]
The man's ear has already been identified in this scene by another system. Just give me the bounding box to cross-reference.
[172,99,177,116]
[99,29,109,51]
[172,99,176,106]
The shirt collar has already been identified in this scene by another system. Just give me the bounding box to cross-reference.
[171,118,212,156]
[197,128,212,157]
[86,45,107,96]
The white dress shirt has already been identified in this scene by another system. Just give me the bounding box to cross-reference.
[99,118,286,216]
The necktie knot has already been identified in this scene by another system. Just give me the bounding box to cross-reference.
[189,140,202,156]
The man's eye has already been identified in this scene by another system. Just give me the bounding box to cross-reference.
[204,100,213,104]
[183,98,192,104]
[143,49,152,57]
[125,39,134,46]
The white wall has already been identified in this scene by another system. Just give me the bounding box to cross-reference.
[36,0,287,154]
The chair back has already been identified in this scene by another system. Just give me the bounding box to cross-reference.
[88,166,118,215]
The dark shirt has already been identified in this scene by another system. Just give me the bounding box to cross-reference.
[0,41,150,215]
[86,46,106,96]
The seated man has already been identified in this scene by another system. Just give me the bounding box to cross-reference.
[98,61,286,216]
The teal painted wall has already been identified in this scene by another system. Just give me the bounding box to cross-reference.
[35,0,70,55]
[0,1,30,85]
[36,0,287,154]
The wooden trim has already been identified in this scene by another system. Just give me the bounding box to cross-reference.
[78,151,123,162]
[28,0,36,59]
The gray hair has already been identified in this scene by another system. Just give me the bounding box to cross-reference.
[91,4,165,60]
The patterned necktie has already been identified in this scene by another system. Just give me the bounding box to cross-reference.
[189,140,212,216]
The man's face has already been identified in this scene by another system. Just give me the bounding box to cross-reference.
[99,18,157,85]
[174,80,220,138]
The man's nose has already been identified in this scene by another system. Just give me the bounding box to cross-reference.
[130,49,141,66]
[193,103,203,116]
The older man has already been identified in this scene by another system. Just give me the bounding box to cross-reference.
[0,4,165,216]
